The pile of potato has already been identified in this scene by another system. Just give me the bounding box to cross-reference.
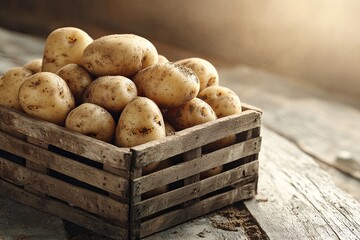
[0,27,243,154]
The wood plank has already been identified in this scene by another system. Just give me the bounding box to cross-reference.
[243,127,360,239]
[133,137,261,195]
[0,105,132,170]
[0,180,128,240]
[0,131,129,199]
[0,157,129,225]
[130,168,143,240]
[134,162,258,218]
[131,110,261,167]
[140,183,256,238]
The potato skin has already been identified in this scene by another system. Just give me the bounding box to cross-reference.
[0,67,33,111]
[56,63,93,105]
[198,86,242,118]
[65,103,115,143]
[83,75,137,115]
[23,58,42,73]
[18,72,75,125]
[175,57,219,92]
[133,62,200,109]
[42,27,93,73]
[114,97,166,147]
[165,98,217,130]
[82,34,158,77]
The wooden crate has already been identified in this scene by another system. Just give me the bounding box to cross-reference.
[0,103,262,239]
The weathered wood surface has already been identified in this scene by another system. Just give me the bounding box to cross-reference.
[219,66,360,200]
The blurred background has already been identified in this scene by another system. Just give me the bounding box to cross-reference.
[1,0,360,99]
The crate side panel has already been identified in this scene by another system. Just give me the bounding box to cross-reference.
[132,110,261,167]
[0,106,131,170]
[133,137,261,195]
[134,161,259,218]
[139,183,256,238]
[0,157,128,225]
[0,179,128,240]
[0,131,129,200]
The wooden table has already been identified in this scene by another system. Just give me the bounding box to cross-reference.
[1,27,360,240]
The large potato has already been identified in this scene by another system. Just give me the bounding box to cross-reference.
[42,27,93,73]
[198,86,242,118]
[175,57,219,92]
[56,63,93,105]
[164,98,217,130]
[0,67,33,111]
[18,72,75,125]
[82,34,158,77]
[83,75,137,115]
[133,62,200,109]
[115,97,165,147]
[65,103,115,143]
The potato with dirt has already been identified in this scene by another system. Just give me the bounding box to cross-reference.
[42,27,93,73]
[65,103,115,143]
[83,75,137,115]
[175,57,219,92]
[56,63,93,105]
[82,34,158,77]
[18,72,75,125]
[0,67,33,111]
[133,62,200,109]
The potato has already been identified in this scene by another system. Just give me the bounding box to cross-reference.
[115,96,165,147]
[158,54,169,63]
[42,27,93,73]
[200,166,223,179]
[65,103,115,143]
[199,86,241,153]
[83,75,137,115]
[0,67,33,111]
[198,86,242,118]
[23,58,42,73]
[18,72,75,125]
[164,98,217,130]
[133,62,200,109]
[164,121,176,136]
[82,34,158,77]
[56,63,93,105]
[175,57,219,92]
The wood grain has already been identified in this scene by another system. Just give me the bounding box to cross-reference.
[244,128,360,239]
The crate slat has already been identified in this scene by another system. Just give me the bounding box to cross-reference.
[0,106,131,170]
[134,161,259,218]
[0,180,128,240]
[0,157,128,225]
[131,110,261,167]
[139,182,256,238]
[133,137,261,195]
[0,131,129,200]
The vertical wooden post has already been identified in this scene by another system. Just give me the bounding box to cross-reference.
[129,167,142,240]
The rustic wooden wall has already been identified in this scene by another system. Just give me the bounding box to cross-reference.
[1,0,359,99]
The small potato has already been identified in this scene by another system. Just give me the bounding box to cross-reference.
[133,62,200,109]
[23,58,42,73]
[0,67,33,111]
[114,96,166,147]
[200,166,223,179]
[165,98,217,130]
[56,63,93,105]
[164,121,176,136]
[175,57,219,92]
[65,103,115,143]
[83,76,137,115]
[18,72,75,125]
[42,27,93,73]
[158,54,169,63]
[198,86,242,118]
[82,34,158,77]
